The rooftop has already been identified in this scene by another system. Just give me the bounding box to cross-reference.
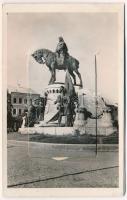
[8,85,39,95]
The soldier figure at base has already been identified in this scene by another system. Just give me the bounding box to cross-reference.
[26,99,36,127]
[55,86,66,127]
[55,86,75,127]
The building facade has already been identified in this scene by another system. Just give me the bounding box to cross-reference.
[8,86,40,117]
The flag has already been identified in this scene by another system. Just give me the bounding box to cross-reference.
[65,70,75,97]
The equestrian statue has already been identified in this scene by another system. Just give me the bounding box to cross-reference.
[32,37,83,87]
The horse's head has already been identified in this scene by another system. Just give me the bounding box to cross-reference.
[31,50,44,64]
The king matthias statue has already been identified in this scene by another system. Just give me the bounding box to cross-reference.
[32,37,83,87]
[55,37,69,65]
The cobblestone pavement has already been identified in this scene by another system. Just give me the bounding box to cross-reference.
[7,140,118,188]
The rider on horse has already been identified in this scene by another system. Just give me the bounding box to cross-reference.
[55,37,69,65]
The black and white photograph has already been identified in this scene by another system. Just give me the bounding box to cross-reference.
[2,3,124,197]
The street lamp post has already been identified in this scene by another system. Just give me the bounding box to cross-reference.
[95,54,98,155]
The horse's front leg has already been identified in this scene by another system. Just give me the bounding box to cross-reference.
[48,69,56,84]
[52,69,56,83]
[51,63,56,84]
[48,69,53,85]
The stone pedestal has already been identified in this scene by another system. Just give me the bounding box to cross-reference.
[43,83,64,124]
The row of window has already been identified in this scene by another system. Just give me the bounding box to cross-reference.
[13,108,26,115]
[13,98,31,104]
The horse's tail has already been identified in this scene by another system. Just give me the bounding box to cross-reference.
[75,58,79,69]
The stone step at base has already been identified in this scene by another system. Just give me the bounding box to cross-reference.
[19,127,74,135]
[18,126,116,136]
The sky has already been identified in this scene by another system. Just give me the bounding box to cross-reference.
[7,12,119,102]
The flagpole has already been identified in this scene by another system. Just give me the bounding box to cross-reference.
[95,54,98,155]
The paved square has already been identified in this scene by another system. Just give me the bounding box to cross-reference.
[7,139,118,188]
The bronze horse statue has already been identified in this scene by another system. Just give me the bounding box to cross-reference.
[32,49,83,87]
